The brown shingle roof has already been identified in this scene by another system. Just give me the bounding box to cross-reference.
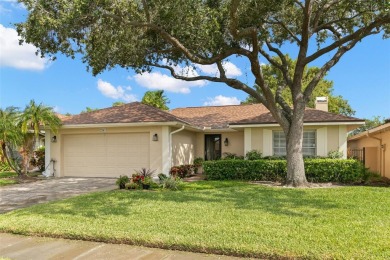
[170,104,363,128]
[62,102,188,125]
[231,108,364,125]
[62,102,363,128]
[169,104,269,129]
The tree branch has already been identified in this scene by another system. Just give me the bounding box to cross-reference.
[142,0,151,23]
[294,0,304,10]
[216,61,226,79]
[303,38,361,101]
[259,43,293,90]
[102,12,250,65]
[314,24,342,39]
[312,0,342,30]
[305,16,389,64]
[228,0,257,39]
[150,63,262,102]
[267,19,302,44]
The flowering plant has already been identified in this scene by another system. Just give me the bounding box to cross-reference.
[132,173,144,184]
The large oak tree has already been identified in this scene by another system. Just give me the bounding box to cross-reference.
[17,0,390,186]
[243,56,355,116]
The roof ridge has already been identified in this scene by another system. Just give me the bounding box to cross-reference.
[137,102,192,125]
[170,103,266,110]
[62,101,192,125]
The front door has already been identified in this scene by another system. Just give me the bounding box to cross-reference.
[204,134,221,161]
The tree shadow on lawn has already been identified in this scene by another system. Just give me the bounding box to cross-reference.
[9,183,343,219]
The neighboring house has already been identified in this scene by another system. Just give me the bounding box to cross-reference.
[348,121,390,178]
[45,98,364,178]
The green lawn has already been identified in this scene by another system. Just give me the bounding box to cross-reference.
[0,172,17,186]
[0,181,389,259]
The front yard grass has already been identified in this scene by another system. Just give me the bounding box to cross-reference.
[0,181,389,259]
[0,172,17,186]
[0,172,41,187]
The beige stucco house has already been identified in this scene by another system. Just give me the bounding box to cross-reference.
[348,121,390,178]
[45,99,364,177]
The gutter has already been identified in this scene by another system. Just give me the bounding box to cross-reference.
[169,125,185,171]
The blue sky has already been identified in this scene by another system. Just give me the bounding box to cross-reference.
[0,1,389,119]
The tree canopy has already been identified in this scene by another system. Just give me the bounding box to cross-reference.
[243,57,355,116]
[141,90,170,110]
[17,0,390,186]
[349,116,385,136]
[80,107,99,114]
[0,101,61,176]
[112,101,126,107]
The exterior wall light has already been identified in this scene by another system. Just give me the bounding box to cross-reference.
[224,137,229,146]
[51,135,57,143]
[152,133,158,141]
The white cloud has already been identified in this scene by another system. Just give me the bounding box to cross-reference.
[129,60,241,94]
[133,71,206,94]
[196,62,242,77]
[0,0,25,9]
[240,43,253,52]
[97,79,137,102]
[0,24,48,70]
[203,95,241,106]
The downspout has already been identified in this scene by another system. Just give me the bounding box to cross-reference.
[366,131,383,176]
[169,125,185,172]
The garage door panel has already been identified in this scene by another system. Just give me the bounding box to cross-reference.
[63,133,150,177]
[84,135,105,145]
[83,146,106,156]
[64,157,84,166]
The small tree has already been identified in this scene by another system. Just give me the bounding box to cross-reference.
[112,101,126,107]
[80,107,99,113]
[20,100,62,174]
[0,107,24,176]
[141,90,170,110]
[349,116,385,136]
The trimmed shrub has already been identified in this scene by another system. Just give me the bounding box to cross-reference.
[327,150,343,159]
[203,159,286,182]
[203,158,365,183]
[304,159,366,183]
[222,152,244,160]
[245,150,262,160]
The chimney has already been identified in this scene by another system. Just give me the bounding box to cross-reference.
[315,97,328,112]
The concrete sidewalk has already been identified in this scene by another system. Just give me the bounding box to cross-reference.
[0,233,241,260]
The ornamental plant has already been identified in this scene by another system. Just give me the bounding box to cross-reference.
[132,173,145,184]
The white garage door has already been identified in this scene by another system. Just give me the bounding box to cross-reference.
[63,133,150,177]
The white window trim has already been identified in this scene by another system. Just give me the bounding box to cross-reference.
[272,130,317,157]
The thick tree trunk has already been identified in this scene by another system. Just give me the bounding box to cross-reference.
[284,111,309,187]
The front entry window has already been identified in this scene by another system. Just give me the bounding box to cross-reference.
[205,134,221,160]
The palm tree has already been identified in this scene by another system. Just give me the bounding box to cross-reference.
[0,107,24,175]
[20,100,62,174]
[141,90,170,110]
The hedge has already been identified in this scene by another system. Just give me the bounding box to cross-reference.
[203,159,366,183]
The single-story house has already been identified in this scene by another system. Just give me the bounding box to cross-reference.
[348,120,390,178]
[45,98,364,177]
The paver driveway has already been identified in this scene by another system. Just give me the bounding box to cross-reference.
[0,178,116,213]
